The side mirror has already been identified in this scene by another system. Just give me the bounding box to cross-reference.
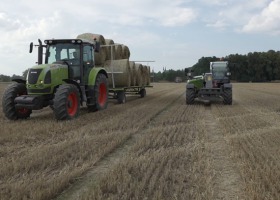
[29,42,33,53]
[185,68,193,76]
[185,68,194,79]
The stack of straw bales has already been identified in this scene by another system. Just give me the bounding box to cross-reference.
[104,59,131,88]
[77,32,150,87]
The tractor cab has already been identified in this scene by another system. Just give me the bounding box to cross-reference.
[210,61,231,87]
[43,39,99,84]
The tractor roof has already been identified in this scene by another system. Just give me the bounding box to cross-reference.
[44,39,93,45]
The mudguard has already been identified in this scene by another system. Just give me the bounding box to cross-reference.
[87,67,108,86]
[12,79,26,84]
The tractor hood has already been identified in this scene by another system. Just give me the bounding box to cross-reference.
[26,64,68,94]
[187,76,204,89]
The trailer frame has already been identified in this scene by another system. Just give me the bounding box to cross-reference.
[101,44,154,104]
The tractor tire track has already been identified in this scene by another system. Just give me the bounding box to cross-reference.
[54,91,185,200]
[204,105,245,199]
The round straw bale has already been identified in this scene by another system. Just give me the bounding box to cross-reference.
[77,33,105,45]
[104,59,131,87]
[94,47,107,65]
[135,63,143,87]
[105,39,114,45]
[129,61,136,86]
[105,39,115,60]
[121,45,130,59]
[114,44,122,60]
[142,65,149,85]
[147,66,151,85]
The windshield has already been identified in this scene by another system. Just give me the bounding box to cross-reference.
[46,43,80,64]
[212,63,228,79]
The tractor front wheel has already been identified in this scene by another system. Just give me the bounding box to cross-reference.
[186,89,195,105]
[2,82,32,120]
[223,89,232,105]
[53,84,80,120]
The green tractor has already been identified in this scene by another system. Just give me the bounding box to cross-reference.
[185,61,232,105]
[2,38,108,120]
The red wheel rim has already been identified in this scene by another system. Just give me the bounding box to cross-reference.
[98,83,107,106]
[67,92,78,116]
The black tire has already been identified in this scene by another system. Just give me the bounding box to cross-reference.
[223,89,232,105]
[88,73,108,112]
[186,89,195,105]
[140,88,146,98]
[117,91,126,104]
[2,83,32,120]
[53,84,80,120]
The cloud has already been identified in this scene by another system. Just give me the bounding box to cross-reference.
[199,0,228,6]
[0,11,63,75]
[206,20,228,30]
[242,0,280,34]
[200,0,273,32]
[159,7,197,27]
[60,0,197,27]
[0,12,62,51]
[0,12,21,31]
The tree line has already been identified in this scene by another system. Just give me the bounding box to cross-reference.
[1,50,280,83]
[191,50,280,82]
[0,70,28,82]
[154,50,280,82]
[153,69,186,82]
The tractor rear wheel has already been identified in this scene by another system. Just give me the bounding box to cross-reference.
[53,84,80,120]
[88,73,108,112]
[223,89,232,105]
[2,82,32,120]
[186,89,195,104]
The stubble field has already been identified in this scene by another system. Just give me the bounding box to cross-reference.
[1,82,280,199]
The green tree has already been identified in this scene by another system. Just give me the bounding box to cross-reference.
[0,74,11,82]
[22,69,29,79]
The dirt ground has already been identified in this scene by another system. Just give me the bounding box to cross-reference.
[1,82,280,199]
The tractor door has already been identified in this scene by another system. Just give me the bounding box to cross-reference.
[82,45,94,84]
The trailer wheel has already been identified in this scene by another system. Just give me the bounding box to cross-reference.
[223,89,232,105]
[117,91,126,104]
[140,88,146,98]
[2,83,32,120]
[186,89,195,105]
[88,73,108,112]
[53,84,80,120]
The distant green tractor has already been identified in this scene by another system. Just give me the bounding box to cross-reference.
[2,39,108,120]
[185,61,232,105]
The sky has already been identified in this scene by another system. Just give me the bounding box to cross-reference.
[1,0,280,76]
